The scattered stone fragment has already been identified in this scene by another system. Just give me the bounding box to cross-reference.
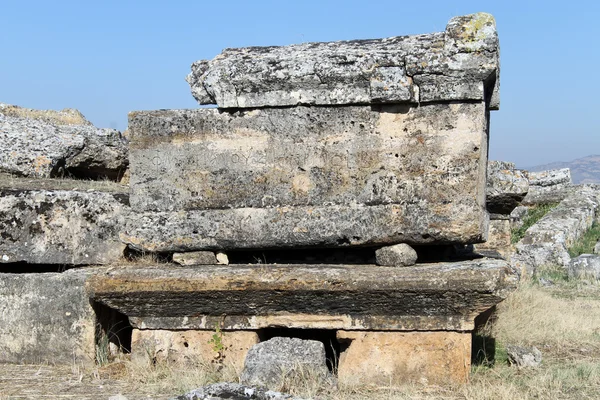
[216,252,229,265]
[172,382,303,400]
[240,337,329,389]
[0,104,128,180]
[375,243,418,266]
[486,161,529,214]
[187,13,499,109]
[173,251,218,266]
[568,254,600,281]
[594,241,600,255]
[506,345,542,368]
[522,168,572,205]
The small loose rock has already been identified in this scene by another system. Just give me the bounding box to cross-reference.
[375,243,418,267]
[506,345,542,368]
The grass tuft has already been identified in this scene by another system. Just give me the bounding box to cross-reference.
[511,203,558,244]
[568,221,600,258]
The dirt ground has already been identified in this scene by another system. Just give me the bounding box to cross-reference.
[0,364,172,400]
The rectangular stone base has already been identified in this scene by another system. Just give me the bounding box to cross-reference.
[131,329,258,371]
[337,331,471,385]
[0,270,97,365]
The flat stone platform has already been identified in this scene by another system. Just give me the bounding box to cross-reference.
[87,259,517,332]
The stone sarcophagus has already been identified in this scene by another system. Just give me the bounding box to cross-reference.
[88,13,516,386]
[123,12,499,253]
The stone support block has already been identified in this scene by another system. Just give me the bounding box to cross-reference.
[131,329,258,371]
[336,331,471,385]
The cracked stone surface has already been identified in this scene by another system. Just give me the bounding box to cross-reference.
[187,13,499,109]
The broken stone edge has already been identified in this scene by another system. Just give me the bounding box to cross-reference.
[187,13,500,109]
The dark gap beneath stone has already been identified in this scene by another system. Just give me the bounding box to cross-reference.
[0,262,79,273]
[92,302,133,361]
[257,328,346,373]
[226,248,376,265]
[471,306,497,366]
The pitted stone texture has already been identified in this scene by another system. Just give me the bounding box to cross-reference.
[522,169,572,206]
[336,331,471,385]
[87,260,518,332]
[131,329,258,370]
[240,337,328,389]
[486,161,529,214]
[375,243,418,266]
[512,185,600,276]
[475,219,511,259]
[173,383,303,400]
[0,269,97,365]
[0,186,127,265]
[0,108,128,180]
[506,345,542,368]
[187,13,499,109]
[568,255,600,281]
[173,251,218,266]
[126,102,489,250]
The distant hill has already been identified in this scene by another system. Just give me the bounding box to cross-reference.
[525,155,600,184]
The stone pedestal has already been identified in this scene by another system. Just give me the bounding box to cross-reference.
[337,331,471,385]
[131,329,258,370]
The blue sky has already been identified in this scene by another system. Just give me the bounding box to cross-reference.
[1,0,598,167]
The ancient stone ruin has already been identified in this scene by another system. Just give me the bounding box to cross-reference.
[0,12,518,387]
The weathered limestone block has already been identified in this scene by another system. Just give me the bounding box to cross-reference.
[131,329,258,370]
[0,178,128,265]
[240,337,329,388]
[522,168,572,205]
[0,104,128,180]
[336,331,471,385]
[595,241,600,255]
[486,161,528,214]
[126,102,489,250]
[87,260,518,332]
[375,243,418,266]
[474,218,511,259]
[172,251,218,266]
[187,13,499,109]
[512,185,600,276]
[0,268,98,365]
